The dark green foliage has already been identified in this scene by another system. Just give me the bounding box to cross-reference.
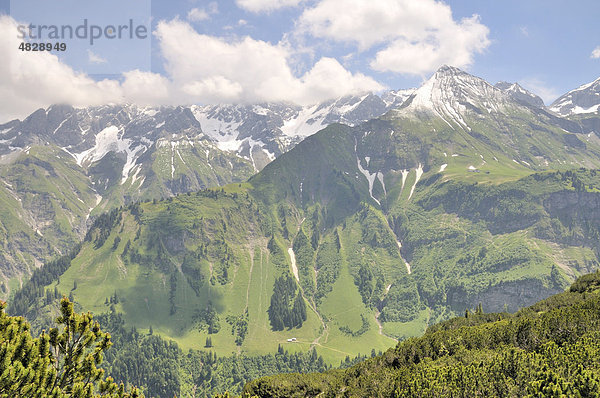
[267,275,306,331]
[0,298,142,397]
[184,348,329,397]
[570,270,600,293]
[267,236,287,269]
[195,301,220,334]
[180,252,205,296]
[44,287,61,305]
[314,237,341,304]
[380,277,423,322]
[226,311,249,346]
[121,240,131,256]
[355,262,373,306]
[338,351,381,369]
[107,335,181,398]
[95,310,180,398]
[85,208,122,249]
[338,314,369,337]
[94,309,328,397]
[245,272,600,397]
[357,203,397,253]
[293,230,316,297]
[291,293,307,326]
[168,273,177,315]
[128,203,143,223]
[112,236,121,250]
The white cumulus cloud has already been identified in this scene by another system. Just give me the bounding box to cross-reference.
[120,70,172,105]
[0,16,383,121]
[187,2,218,22]
[297,0,490,76]
[0,16,122,121]
[154,18,382,105]
[236,0,301,13]
[592,46,600,59]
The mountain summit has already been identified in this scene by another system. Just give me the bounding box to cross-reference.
[550,77,600,116]
[495,81,545,108]
[398,65,511,128]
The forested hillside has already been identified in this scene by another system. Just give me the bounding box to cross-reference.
[245,271,600,397]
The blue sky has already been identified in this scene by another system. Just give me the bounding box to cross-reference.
[150,0,600,99]
[0,0,599,121]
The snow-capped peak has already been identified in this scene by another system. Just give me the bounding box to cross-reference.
[550,76,600,117]
[189,91,409,157]
[397,65,509,128]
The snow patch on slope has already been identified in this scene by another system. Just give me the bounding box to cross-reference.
[356,148,380,206]
[288,247,299,282]
[396,240,411,274]
[376,172,386,196]
[401,169,409,191]
[280,104,327,137]
[407,164,423,201]
[74,126,145,183]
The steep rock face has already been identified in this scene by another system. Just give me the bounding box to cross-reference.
[543,190,600,247]
[0,90,415,171]
[545,191,600,211]
[190,90,414,159]
[550,77,600,116]
[447,278,561,313]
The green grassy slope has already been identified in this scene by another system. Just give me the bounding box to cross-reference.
[0,137,255,299]
[14,166,600,365]
[0,146,100,292]
[244,271,600,397]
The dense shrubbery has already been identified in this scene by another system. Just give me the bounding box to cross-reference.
[93,308,329,397]
[245,271,600,397]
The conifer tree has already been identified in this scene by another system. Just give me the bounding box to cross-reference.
[0,298,142,397]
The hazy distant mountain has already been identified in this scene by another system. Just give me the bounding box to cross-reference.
[495,81,545,108]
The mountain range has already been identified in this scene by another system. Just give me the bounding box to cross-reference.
[3,65,600,395]
[0,90,413,287]
[3,68,600,292]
